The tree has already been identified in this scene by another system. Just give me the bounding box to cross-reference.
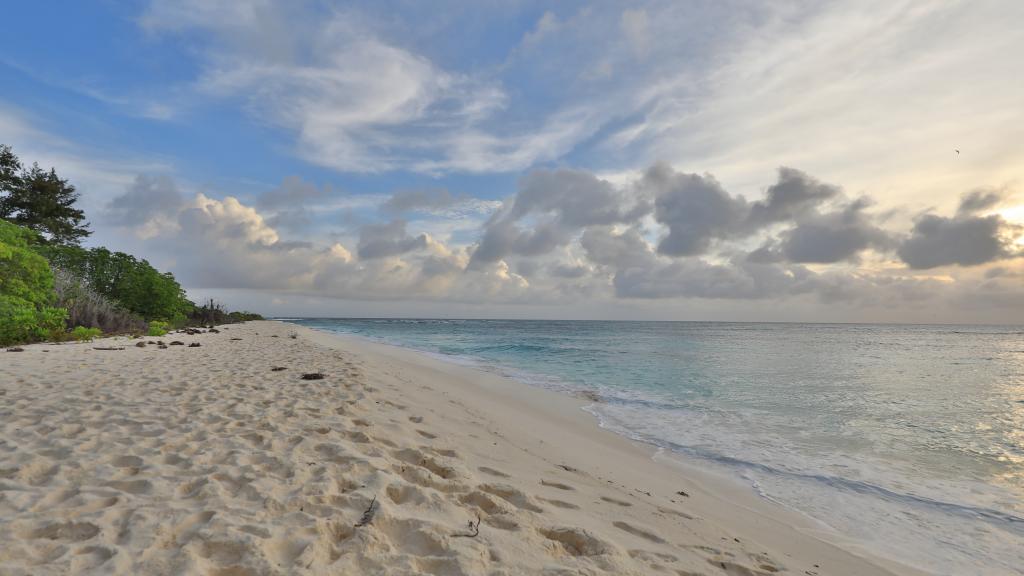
[0,220,67,345]
[0,145,90,246]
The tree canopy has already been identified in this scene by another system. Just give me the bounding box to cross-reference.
[0,144,90,246]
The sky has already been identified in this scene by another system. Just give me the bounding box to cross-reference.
[2,0,1023,323]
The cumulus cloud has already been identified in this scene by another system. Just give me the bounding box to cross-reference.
[898,212,1021,269]
[357,220,429,259]
[777,199,892,263]
[646,164,747,256]
[470,168,649,266]
[103,175,185,237]
[96,163,1024,322]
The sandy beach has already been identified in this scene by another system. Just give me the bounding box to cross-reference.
[0,320,919,575]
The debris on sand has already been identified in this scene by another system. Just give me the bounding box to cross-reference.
[6,347,25,352]
[169,341,185,346]
[93,347,125,351]
[301,373,326,380]
[188,343,201,348]
[135,342,147,348]
[271,367,287,372]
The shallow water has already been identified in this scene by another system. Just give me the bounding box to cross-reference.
[285,318,1024,575]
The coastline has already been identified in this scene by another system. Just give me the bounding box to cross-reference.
[0,320,921,575]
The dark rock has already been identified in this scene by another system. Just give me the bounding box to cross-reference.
[301,373,326,380]
[169,341,184,346]
[6,347,25,352]
[135,342,147,348]
[271,367,287,372]
[188,342,201,347]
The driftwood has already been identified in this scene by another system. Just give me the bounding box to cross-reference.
[451,514,481,538]
[188,343,201,347]
[6,347,25,352]
[93,347,125,351]
[301,373,326,380]
[354,496,377,527]
[271,367,287,372]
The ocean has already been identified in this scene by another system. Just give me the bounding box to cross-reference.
[283,318,1024,575]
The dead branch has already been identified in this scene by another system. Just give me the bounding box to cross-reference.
[452,514,481,538]
[354,495,377,527]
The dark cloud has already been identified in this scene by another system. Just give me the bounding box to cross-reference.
[747,167,841,227]
[580,226,655,268]
[897,212,1020,269]
[357,219,429,259]
[103,174,184,225]
[778,199,892,263]
[382,188,459,213]
[470,168,649,267]
[956,188,1004,216]
[645,164,747,256]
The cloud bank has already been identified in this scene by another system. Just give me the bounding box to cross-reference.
[101,164,1024,321]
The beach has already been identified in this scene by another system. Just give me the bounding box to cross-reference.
[1,320,918,575]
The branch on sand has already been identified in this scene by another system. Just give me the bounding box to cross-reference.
[354,495,377,527]
[452,514,481,538]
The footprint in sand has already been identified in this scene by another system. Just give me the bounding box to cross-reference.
[538,527,614,557]
[477,466,510,478]
[539,497,580,510]
[540,479,575,491]
[478,483,544,513]
[600,495,633,507]
[612,521,666,544]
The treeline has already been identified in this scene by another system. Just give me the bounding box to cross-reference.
[0,144,262,346]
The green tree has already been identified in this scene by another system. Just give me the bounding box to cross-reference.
[0,220,67,345]
[0,145,90,246]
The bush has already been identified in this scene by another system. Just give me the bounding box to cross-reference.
[40,245,193,322]
[70,326,102,341]
[52,268,146,334]
[0,220,67,346]
[147,320,169,337]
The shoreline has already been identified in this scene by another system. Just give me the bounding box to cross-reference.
[297,323,922,576]
[0,320,921,575]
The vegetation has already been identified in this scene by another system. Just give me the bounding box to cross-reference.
[70,326,102,341]
[189,299,263,325]
[0,220,67,346]
[0,145,89,245]
[147,320,170,337]
[42,245,192,323]
[1,144,262,346]
[51,267,146,334]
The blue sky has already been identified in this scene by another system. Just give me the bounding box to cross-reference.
[2,1,1023,322]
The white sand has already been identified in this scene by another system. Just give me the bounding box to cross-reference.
[0,320,920,575]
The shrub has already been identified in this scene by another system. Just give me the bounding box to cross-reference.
[147,320,169,337]
[70,326,102,341]
[0,220,67,346]
[52,268,146,334]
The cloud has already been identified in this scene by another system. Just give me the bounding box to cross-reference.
[381,189,458,214]
[647,164,747,256]
[103,175,185,237]
[777,198,893,263]
[956,188,1005,216]
[470,168,649,266]
[357,220,429,259]
[897,212,1021,269]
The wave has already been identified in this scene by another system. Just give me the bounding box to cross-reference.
[587,412,1024,536]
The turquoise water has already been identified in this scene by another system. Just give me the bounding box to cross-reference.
[284,319,1024,575]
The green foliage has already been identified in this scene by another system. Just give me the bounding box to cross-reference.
[52,268,146,334]
[70,326,102,341]
[147,320,169,337]
[0,145,90,246]
[0,220,67,345]
[41,245,192,322]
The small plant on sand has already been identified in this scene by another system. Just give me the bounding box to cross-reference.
[147,320,169,337]
[70,326,102,341]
